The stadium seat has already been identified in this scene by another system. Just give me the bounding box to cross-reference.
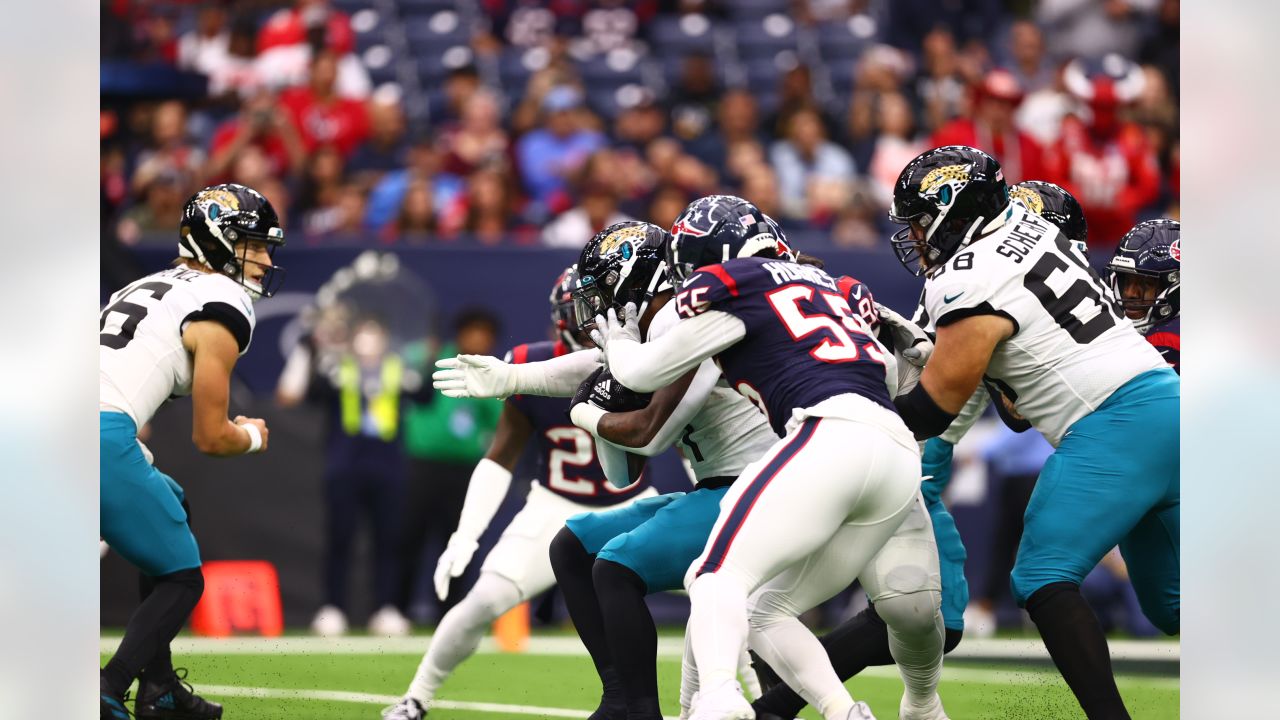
[647,14,719,56]
[362,44,401,85]
[419,46,476,85]
[734,15,798,58]
[404,11,474,53]
[577,50,644,91]
[350,8,388,53]
[331,0,376,14]
[397,0,462,17]
[725,0,790,21]
[816,16,876,62]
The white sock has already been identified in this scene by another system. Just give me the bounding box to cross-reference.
[680,624,700,715]
[405,573,521,704]
[747,615,853,718]
[879,591,945,707]
[688,573,749,689]
[736,645,762,700]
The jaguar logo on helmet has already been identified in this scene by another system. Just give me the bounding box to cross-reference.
[918,163,974,206]
[1009,184,1044,214]
[598,224,648,255]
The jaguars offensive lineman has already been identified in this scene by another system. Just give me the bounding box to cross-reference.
[100,184,285,720]
[382,266,658,720]
[887,146,1178,719]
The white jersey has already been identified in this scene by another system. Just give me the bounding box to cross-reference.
[919,203,1165,445]
[645,304,777,481]
[100,266,256,429]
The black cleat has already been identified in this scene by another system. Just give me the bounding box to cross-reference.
[102,690,132,720]
[748,649,782,695]
[134,668,223,719]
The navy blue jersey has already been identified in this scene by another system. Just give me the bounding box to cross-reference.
[1146,318,1180,375]
[673,257,894,436]
[507,340,652,506]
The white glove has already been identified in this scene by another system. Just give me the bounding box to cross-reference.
[591,303,642,350]
[433,533,479,601]
[433,355,517,399]
[876,302,933,367]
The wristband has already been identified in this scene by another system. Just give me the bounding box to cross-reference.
[570,402,607,436]
[239,422,263,453]
[893,384,958,440]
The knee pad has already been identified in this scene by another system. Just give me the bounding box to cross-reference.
[592,558,647,595]
[159,566,205,595]
[467,572,523,621]
[550,526,590,574]
[873,590,941,636]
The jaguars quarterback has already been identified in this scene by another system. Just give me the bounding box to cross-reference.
[382,266,658,720]
[887,146,1178,719]
[99,183,285,720]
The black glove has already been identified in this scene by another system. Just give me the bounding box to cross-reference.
[570,367,606,417]
[576,367,652,414]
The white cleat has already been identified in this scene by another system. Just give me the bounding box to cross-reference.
[689,680,753,720]
[844,701,877,720]
[310,604,349,637]
[368,605,412,637]
[900,693,948,720]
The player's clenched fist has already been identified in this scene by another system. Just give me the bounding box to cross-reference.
[234,415,269,453]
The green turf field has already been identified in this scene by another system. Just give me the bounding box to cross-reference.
[101,640,1178,719]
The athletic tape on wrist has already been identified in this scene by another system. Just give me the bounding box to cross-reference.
[239,422,263,453]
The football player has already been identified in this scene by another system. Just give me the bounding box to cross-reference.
[100,184,285,720]
[1107,219,1180,374]
[589,205,946,720]
[553,217,781,720]
[381,267,659,720]
[887,146,1178,719]
[741,173,1105,719]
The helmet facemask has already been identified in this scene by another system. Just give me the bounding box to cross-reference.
[1109,267,1178,334]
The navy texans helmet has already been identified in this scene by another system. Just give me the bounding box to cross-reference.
[179,183,286,298]
[574,221,673,329]
[666,195,793,283]
[549,264,591,351]
[889,146,1009,276]
[1107,219,1180,333]
[1011,180,1088,251]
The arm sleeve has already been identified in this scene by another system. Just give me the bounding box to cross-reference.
[615,359,721,456]
[452,458,513,541]
[511,348,605,397]
[595,437,644,489]
[605,310,746,393]
[938,385,991,445]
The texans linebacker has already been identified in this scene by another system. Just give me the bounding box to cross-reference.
[1107,219,1180,374]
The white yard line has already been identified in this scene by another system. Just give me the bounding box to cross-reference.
[196,684,681,719]
[99,634,1180,664]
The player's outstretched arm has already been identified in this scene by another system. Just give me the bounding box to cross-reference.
[183,321,268,456]
[433,348,603,399]
[434,402,532,601]
[600,307,745,394]
[896,314,1012,440]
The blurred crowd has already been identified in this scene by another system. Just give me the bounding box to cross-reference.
[102,0,1179,252]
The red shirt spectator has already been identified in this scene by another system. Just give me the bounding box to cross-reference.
[257,0,354,55]
[256,0,371,99]
[1047,115,1161,247]
[1044,59,1162,246]
[930,69,1048,184]
[206,91,308,182]
[279,50,370,157]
